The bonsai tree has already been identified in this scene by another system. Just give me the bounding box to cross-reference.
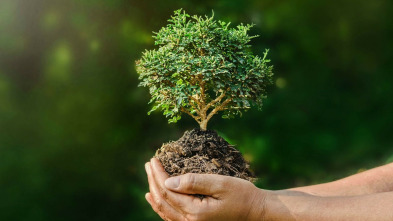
[136,9,273,131]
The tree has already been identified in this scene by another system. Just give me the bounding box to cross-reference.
[136,9,274,131]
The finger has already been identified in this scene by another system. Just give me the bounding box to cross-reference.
[145,192,172,221]
[164,173,238,197]
[146,162,171,205]
[150,158,198,211]
[145,164,185,221]
[147,161,175,203]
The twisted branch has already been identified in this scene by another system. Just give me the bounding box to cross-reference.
[181,107,201,123]
[206,97,232,122]
[204,91,226,112]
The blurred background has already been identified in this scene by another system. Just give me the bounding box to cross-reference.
[1,0,393,220]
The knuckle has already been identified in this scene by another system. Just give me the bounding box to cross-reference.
[155,199,163,211]
[160,188,168,199]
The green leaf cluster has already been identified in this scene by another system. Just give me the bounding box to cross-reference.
[136,9,273,128]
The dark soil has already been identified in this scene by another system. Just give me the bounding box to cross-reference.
[155,128,255,182]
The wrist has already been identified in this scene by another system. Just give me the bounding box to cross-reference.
[262,190,306,221]
[262,190,286,221]
[263,190,324,221]
[244,188,317,221]
[244,188,270,221]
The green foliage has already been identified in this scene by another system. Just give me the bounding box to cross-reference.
[136,9,273,128]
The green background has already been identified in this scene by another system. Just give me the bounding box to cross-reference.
[1,0,392,220]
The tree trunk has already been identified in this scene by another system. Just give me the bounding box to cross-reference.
[199,120,207,131]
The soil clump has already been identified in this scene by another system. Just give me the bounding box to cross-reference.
[155,128,255,182]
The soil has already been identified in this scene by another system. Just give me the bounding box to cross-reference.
[155,128,255,183]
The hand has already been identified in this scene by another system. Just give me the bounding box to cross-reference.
[145,158,267,221]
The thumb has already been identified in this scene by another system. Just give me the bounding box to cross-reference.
[164,173,230,196]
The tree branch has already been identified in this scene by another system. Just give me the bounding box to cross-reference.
[222,106,250,110]
[188,96,201,107]
[204,90,226,112]
[206,97,232,122]
[181,107,201,123]
[188,96,202,115]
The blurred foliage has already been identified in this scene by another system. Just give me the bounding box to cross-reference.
[0,0,393,220]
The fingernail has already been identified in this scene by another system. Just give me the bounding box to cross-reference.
[145,193,152,205]
[145,193,151,201]
[145,163,150,174]
[165,177,180,189]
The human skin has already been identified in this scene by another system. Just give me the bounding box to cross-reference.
[145,158,393,221]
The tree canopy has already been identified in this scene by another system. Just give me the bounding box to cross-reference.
[136,9,274,130]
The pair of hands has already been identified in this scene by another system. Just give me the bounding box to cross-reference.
[145,158,266,221]
[146,159,393,221]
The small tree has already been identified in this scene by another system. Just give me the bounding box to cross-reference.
[136,9,273,131]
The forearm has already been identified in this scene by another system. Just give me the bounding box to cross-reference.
[290,163,393,196]
[263,190,393,221]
